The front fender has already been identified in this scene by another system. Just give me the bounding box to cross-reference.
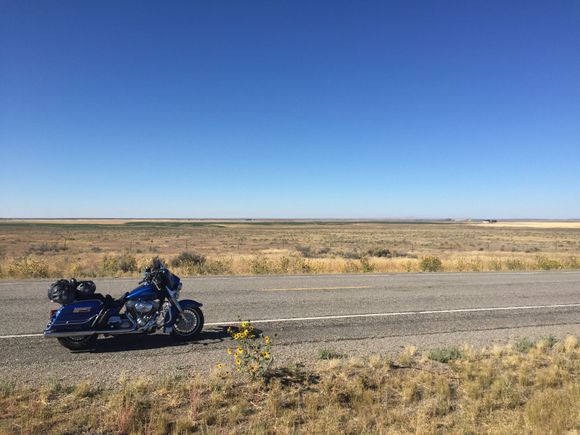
[179,299,203,308]
[169,299,203,323]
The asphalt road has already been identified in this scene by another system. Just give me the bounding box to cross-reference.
[0,271,579,384]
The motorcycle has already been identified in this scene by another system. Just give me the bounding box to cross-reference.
[44,259,204,350]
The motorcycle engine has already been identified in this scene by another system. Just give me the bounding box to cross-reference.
[126,299,160,328]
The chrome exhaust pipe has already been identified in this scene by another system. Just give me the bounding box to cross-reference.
[44,330,98,338]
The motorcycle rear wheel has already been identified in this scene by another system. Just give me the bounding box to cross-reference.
[57,334,98,350]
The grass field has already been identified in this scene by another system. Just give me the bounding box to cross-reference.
[1,335,578,434]
[0,220,579,278]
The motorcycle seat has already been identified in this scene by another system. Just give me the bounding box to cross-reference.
[100,293,127,308]
[76,292,126,308]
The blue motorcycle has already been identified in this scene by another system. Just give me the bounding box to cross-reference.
[44,259,204,350]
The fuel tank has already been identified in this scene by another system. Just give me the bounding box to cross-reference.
[126,282,158,300]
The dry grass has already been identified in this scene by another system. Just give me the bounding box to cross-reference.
[472,221,580,229]
[0,220,579,278]
[1,336,578,434]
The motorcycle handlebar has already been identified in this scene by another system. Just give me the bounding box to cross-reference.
[139,265,166,285]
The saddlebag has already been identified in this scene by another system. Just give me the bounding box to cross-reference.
[50,299,104,332]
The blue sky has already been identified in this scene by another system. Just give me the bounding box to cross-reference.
[1,1,579,218]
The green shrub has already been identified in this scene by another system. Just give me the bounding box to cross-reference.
[542,335,558,348]
[0,379,16,399]
[250,255,271,274]
[27,243,68,255]
[506,258,526,271]
[563,255,580,269]
[266,255,312,274]
[360,257,375,273]
[295,246,331,259]
[468,258,483,272]
[367,248,392,258]
[118,254,137,273]
[563,256,579,269]
[420,256,443,272]
[455,258,468,272]
[102,254,137,275]
[279,256,309,273]
[202,258,232,275]
[343,260,361,273]
[488,258,503,271]
[296,245,315,258]
[514,337,535,353]
[278,256,291,273]
[293,256,313,273]
[341,250,362,259]
[428,347,462,363]
[102,255,119,275]
[7,256,49,278]
[535,256,562,270]
[171,251,206,269]
[318,348,347,360]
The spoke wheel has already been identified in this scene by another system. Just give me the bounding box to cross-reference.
[57,334,98,350]
[172,306,204,341]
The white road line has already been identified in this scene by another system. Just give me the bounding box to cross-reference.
[2,302,579,339]
[0,333,44,338]
[262,285,372,291]
[205,302,580,326]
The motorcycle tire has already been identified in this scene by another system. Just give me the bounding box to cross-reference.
[57,334,98,350]
[171,306,204,341]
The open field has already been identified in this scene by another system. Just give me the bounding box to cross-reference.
[1,336,578,434]
[472,221,580,229]
[0,220,579,278]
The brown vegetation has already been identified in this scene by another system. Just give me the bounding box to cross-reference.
[1,336,578,433]
[0,220,579,278]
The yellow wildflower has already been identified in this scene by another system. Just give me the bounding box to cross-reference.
[241,321,248,328]
[236,347,244,354]
[235,357,241,365]
[216,363,223,369]
[227,348,233,355]
[264,336,270,345]
[261,351,270,360]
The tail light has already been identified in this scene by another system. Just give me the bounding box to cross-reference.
[50,308,58,317]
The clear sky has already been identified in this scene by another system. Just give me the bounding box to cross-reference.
[1,1,579,219]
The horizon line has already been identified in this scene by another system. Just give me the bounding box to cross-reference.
[1,217,579,222]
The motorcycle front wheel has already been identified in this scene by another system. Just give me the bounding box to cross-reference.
[171,306,204,341]
[57,334,98,350]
